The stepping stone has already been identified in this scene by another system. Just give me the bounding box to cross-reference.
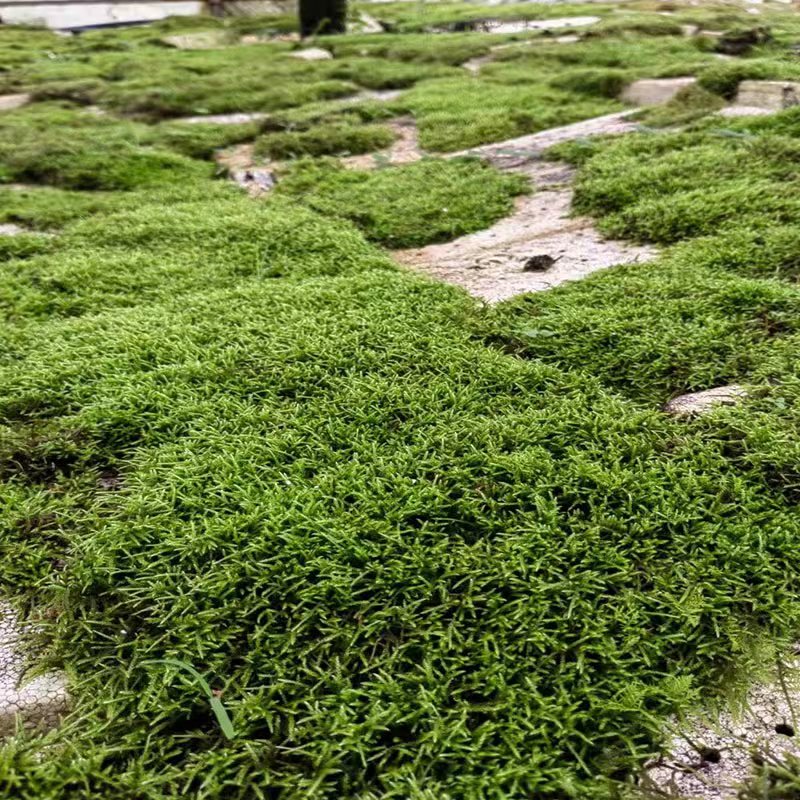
[458,110,639,166]
[621,78,697,107]
[663,385,747,416]
[0,603,68,737]
[735,80,800,111]
[288,47,333,61]
[0,94,30,113]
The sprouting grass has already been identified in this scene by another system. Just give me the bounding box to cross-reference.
[6,5,800,800]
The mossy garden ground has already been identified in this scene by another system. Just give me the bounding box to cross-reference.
[5,2,800,797]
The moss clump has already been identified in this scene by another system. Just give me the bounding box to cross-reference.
[275,156,528,247]
[549,68,629,99]
[255,121,396,159]
[0,103,211,190]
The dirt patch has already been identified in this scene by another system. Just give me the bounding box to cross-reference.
[0,602,68,737]
[216,143,277,198]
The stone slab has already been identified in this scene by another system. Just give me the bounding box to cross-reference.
[735,80,800,110]
[621,77,697,107]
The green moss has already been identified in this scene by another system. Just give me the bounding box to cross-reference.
[7,9,800,800]
[0,103,211,190]
[549,68,629,99]
[255,121,396,159]
[151,120,262,160]
[274,157,528,247]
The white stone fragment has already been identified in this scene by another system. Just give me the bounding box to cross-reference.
[663,385,747,416]
[161,30,231,50]
[287,47,333,61]
[0,94,31,113]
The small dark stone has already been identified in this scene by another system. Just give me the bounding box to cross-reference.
[523,254,556,272]
[97,468,122,491]
[775,722,795,737]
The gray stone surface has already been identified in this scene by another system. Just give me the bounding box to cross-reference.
[735,80,800,110]
[621,77,697,107]
[395,158,654,303]
[0,603,68,737]
[663,385,747,416]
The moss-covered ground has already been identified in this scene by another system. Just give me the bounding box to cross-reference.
[5,2,800,798]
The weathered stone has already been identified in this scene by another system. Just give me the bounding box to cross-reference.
[162,31,232,50]
[717,104,774,118]
[287,47,333,61]
[176,112,270,125]
[735,80,800,110]
[0,603,69,737]
[349,12,383,34]
[663,385,747,416]
[0,94,31,113]
[432,16,599,35]
[621,77,697,107]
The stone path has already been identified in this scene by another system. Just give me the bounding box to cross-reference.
[432,15,600,34]
[394,158,654,303]
[393,111,654,302]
